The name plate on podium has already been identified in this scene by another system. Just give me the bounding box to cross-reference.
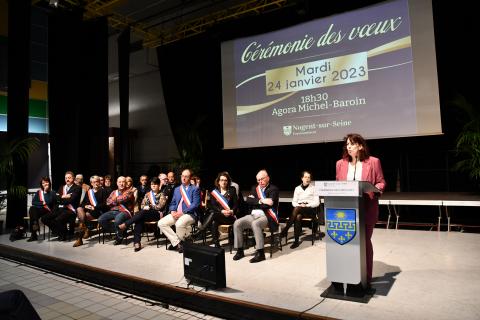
[314,180,360,197]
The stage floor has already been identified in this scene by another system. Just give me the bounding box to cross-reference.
[1,228,480,320]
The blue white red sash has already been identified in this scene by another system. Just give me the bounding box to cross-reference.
[116,190,130,214]
[63,185,76,213]
[256,185,278,223]
[180,185,191,208]
[38,190,51,212]
[87,189,97,207]
[147,190,157,206]
[211,189,230,211]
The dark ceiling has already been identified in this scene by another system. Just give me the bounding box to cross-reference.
[33,0,301,47]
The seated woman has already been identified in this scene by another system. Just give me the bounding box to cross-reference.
[27,177,56,241]
[126,176,139,213]
[197,172,238,247]
[73,175,109,247]
[281,171,319,249]
[118,177,166,252]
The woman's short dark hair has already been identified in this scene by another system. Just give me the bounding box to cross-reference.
[150,177,160,185]
[214,171,232,189]
[342,133,370,161]
[40,176,51,189]
[301,171,312,179]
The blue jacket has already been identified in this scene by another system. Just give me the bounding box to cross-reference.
[168,184,201,220]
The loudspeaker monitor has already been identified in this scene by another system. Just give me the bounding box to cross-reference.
[183,242,226,288]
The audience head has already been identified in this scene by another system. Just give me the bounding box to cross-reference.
[139,175,148,187]
[167,171,175,184]
[158,173,168,187]
[125,176,134,188]
[256,169,270,188]
[117,176,126,190]
[180,169,192,186]
[40,177,51,191]
[301,171,312,186]
[90,175,101,190]
[150,177,160,193]
[104,175,112,187]
[342,133,370,162]
[74,174,84,186]
[215,172,231,190]
[99,176,104,186]
[65,171,75,186]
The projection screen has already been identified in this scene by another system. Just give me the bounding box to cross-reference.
[221,0,441,149]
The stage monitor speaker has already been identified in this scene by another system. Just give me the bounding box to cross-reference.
[183,242,226,288]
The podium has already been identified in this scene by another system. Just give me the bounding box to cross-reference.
[315,180,380,301]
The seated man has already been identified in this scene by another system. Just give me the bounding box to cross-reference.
[98,176,135,245]
[41,171,82,241]
[118,177,167,252]
[73,175,109,247]
[232,169,279,263]
[158,168,200,253]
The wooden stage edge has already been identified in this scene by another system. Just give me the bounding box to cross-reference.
[0,244,335,320]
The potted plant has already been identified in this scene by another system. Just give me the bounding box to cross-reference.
[0,136,39,231]
[452,95,480,181]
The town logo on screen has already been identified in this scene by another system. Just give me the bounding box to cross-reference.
[283,125,292,136]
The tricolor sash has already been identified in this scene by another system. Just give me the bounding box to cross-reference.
[256,185,278,223]
[180,185,191,208]
[63,185,76,213]
[147,190,157,206]
[211,189,230,211]
[87,189,97,207]
[116,190,130,214]
[38,190,51,212]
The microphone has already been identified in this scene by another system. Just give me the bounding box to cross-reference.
[353,156,358,181]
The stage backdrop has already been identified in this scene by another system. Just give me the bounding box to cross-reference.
[221,0,441,149]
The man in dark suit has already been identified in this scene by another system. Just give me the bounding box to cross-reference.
[232,169,279,263]
[41,171,82,241]
[157,168,200,253]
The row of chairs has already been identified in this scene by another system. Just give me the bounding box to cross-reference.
[23,208,323,257]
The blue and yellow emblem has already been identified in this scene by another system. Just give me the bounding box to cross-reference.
[326,208,356,245]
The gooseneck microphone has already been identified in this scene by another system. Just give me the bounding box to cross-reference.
[353,156,358,181]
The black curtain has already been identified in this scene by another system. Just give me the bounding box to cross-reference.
[48,12,108,189]
[6,0,31,228]
[118,27,130,176]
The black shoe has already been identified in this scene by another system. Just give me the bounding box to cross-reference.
[249,250,266,263]
[233,249,245,261]
[168,244,178,251]
[134,243,142,252]
[319,232,326,240]
[113,237,123,245]
[27,234,38,242]
[177,243,184,253]
[290,241,300,249]
[213,241,221,248]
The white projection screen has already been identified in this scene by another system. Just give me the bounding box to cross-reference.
[221,0,441,149]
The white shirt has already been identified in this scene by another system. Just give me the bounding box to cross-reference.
[292,183,320,208]
[347,161,363,181]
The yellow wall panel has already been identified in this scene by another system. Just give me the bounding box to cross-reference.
[30,80,48,101]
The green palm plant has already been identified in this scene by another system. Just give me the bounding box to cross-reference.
[0,137,40,209]
[452,95,480,180]
[171,116,206,175]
